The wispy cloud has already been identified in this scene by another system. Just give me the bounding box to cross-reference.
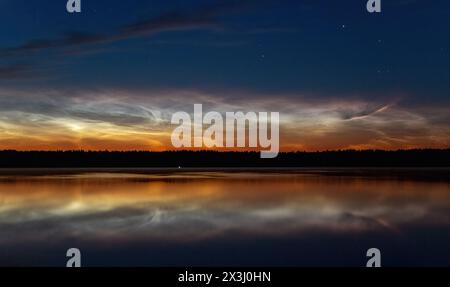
[337,104,390,121]
[0,0,261,58]
[0,87,449,151]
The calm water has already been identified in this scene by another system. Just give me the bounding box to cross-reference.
[0,169,450,266]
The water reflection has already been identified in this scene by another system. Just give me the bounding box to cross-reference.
[1,170,450,266]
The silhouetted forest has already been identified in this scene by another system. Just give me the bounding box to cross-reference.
[0,149,449,168]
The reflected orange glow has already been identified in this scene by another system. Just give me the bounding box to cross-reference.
[1,171,450,243]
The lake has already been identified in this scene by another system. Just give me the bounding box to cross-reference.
[0,168,449,266]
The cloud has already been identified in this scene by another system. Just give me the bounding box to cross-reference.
[336,104,390,121]
[0,87,449,151]
[0,0,261,58]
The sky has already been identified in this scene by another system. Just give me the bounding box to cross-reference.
[0,0,449,151]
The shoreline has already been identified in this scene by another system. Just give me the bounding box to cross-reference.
[0,167,449,182]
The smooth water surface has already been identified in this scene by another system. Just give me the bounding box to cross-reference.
[0,169,449,266]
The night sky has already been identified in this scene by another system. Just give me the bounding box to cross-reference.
[0,0,449,151]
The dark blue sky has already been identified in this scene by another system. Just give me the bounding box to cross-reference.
[0,0,449,98]
[0,0,449,151]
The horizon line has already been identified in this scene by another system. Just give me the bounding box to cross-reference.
[1,148,450,153]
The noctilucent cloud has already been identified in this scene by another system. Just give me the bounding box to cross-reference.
[0,0,449,151]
